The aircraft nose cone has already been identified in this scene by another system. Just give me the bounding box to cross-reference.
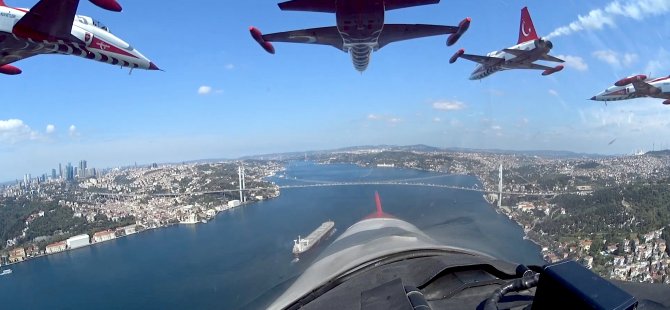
[590,96,596,100]
[148,62,160,71]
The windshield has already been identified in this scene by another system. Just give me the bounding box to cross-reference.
[2,1,670,309]
[76,15,110,32]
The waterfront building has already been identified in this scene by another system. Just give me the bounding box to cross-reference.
[46,241,67,254]
[122,225,137,235]
[9,247,26,263]
[66,234,90,249]
[228,200,241,208]
[92,230,116,243]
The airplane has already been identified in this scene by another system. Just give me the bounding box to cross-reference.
[249,0,471,72]
[258,192,668,309]
[590,74,670,105]
[448,7,564,80]
[0,0,159,75]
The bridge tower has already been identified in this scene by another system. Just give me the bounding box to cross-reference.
[498,164,503,208]
[238,164,246,203]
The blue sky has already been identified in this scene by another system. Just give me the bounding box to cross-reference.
[2,0,670,180]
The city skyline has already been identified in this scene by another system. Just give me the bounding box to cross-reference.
[3,0,670,180]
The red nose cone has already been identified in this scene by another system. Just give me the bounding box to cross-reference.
[89,0,122,12]
[148,62,160,71]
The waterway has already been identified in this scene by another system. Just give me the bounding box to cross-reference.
[0,162,542,309]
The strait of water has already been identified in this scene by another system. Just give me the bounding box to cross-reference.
[0,162,542,309]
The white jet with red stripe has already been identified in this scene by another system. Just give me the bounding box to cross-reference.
[449,7,564,80]
[0,0,159,75]
[591,75,670,105]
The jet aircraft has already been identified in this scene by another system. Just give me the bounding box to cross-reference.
[591,74,670,105]
[0,0,159,75]
[449,7,564,80]
[249,0,471,72]
[259,192,670,309]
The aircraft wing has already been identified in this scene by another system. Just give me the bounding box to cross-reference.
[13,0,79,40]
[385,0,440,10]
[459,53,505,66]
[378,24,458,48]
[513,62,553,71]
[0,35,56,66]
[501,49,565,63]
[262,27,344,51]
[278,0,336,13]
[539,54,564,63]
[631,80,663,96]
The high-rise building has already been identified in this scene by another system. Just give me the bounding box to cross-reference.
[66,163,75,181]
[78,160,87,178]
[51,169,57,179]
[58,163,63,179]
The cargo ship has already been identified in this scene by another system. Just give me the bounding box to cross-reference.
[293,221,335,256]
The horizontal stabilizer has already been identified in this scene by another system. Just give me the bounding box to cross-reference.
[278,0,336,13]
[539,54,564,63]
[385,0,440,10]
[378,24,458,48]
[13,0,79,41]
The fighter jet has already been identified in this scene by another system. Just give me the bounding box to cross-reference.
[0,0,159,75]
[249,0,471,72]
[449,7,564,80]
[591,74,670,105]
[259,192,669,309]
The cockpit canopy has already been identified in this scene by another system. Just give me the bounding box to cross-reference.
[76,15,111,33]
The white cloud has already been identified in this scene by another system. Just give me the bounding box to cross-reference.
[432,100,466,111]
[366,114,402,125]
[197,86,213,95]
[593,50,638,67]
[644,48,670,75]
[491,125,503,131]
[0,119,39,143]
[433,117,442,123]
[68,125,79,137]
[548,89,559,96]
[46,124,55,134]
[547,0,670,39]
[225,64,235,70]
[556,55,589,71]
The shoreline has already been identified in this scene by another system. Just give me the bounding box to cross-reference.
[1,199,267,268]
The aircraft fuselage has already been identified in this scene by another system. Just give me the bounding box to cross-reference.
[470,38,552,80]
[592,77,670,102]
[0,5,156,71]
[335,0,384,72]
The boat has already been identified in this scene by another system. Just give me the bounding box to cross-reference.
[293,221,335,255]
[1,269,12,276]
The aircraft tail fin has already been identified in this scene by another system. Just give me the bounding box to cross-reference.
[375,191,383,216]
[0,0,6,7]
[364,191,394,219]
[518,7,539,44]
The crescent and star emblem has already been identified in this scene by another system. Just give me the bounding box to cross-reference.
[521,21,532,37]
